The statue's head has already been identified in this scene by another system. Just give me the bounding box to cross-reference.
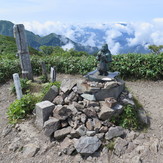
[101,44,108,52]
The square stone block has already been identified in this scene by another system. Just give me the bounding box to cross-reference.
[35,101,55,129]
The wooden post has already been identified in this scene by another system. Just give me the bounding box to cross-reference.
[41,61,48,82]
[13,73,23,100]
[13,24,33,80]
[50,67,56,82]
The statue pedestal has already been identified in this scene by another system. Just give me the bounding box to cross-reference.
[85,70,120,82]
[78,71,125,101]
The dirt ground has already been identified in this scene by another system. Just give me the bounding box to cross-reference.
[0,74,163,163]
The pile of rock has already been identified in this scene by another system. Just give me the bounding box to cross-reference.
[34,78,138,156]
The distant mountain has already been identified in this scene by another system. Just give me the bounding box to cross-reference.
[66,24,150,54]
[0,20,98,54]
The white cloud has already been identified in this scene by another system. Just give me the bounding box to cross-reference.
[82,32,96,47]
[21,19,163,54]
[127,22,153,46]
[62,42,74,50]
[127,19,163,47]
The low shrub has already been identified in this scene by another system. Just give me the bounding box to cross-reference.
[7,94,39,124]
[0,53,162,83]
[110,104,141,130]
[11,78,31,94]
[41,81,61,95]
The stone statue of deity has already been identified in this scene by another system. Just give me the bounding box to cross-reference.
[96,44,112,76]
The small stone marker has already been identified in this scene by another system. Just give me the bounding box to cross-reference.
[13,24,33,80]
[35,101,55,129]
[50,67,56,82]
[13,73,23,99]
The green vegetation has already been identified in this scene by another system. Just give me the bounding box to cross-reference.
[7,81,61,124]
[111,53,163,80]
[148,45,163,54]
[0,21,98,53]
[41,81,61,95]
[7,94,39,124]
[106,140,115,151]
[0,35,17,56]
[0,35,163,83]
[111,104,142,131]
[11,78,31,95]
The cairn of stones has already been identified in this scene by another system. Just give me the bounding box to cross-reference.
[34,74,138,156]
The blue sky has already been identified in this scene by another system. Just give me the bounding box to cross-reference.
[1,0,163,54]
[0,0,163,23]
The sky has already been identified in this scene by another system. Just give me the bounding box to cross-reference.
[1,0,163,24]
[1,0,163,54]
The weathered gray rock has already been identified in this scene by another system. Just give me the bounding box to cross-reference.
[94,78,125,101]
[67,104,78,115]
[23,143,40,158]
[93,118,102,131]
[81,113,87,123]
[72,86,78,92]
[86,131,96,136]
[83,107,97,118]
[128,93,133,99]
[74,136,101,155]
[138,109,148,124]
[60,137,75,155]
[126,131,137,142]
[61,121,69,128]
[98,147,110,163]
[53,105,72,120]
[73,101,84,111]
[35,101,55,129]
[53,95,64,105]
[54,126,72,140]
[94,106,100,112]
[64,91,77,104]
[96,133,105,140]
[76,125,87,136]
[126,142,136,153]
[99,126,108,133]
[43,118,60,137]
[86,119,94,131]
[81,93,96,101]
[67,118,75,128]
[122,98,135,106]
[98,102,114,120]
[42,85,59,102]
[105,97,117,108]
[104,81,118,89]
[114,137,128,156]
[112,104,123,116]
[87,101,100,107]
[60,79,77,93]
[105,126,125,140]
[70,128,80,138]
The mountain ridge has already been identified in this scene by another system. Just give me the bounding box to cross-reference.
[0,20,98,54]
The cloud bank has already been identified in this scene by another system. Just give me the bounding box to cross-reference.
[22,18,163,54]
